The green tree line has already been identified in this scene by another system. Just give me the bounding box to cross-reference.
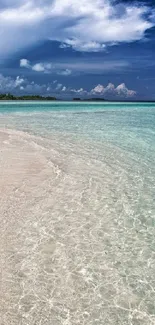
[0,93,57,100]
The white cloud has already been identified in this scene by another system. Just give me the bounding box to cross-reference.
[32,63,46,72]
[15,76,25,87]
[0,0,154,57]
[92,84,105,94]
[20,59,30,68]
[0,74,51,94]
[63,40,106,52]
[0,2,45,25]
[106,83,115,91]
[70,87,87,94]
[115,83,136,97]
[57,69,72,76]
[59,43,70,49]
[32,62,53,72]
[20,60,53,73]
[0,74,25,91]
[91,82,136,97]
[76,88,85,93]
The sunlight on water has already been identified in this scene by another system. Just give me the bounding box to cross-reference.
[0,102,155,325]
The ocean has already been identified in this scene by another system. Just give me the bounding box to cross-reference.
[0,101,155,325]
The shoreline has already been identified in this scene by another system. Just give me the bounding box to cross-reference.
[1,100,155,103]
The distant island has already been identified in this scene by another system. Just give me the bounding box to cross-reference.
[0,94,57,101]
[73,98,105,101]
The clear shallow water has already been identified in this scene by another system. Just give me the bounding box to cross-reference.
[0,101,155,164]
[0,102,155,325]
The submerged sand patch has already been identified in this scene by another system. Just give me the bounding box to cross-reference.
[0,128,155,325]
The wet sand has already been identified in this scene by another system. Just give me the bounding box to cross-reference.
[0,129,155,325]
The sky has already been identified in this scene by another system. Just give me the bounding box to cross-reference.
[0,0,155,100]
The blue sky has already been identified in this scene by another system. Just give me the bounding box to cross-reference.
[0,0,155,99]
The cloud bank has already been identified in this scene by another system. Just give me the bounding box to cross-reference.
[0,0,154,57]
[0,74,136,98]
[91,83,136,97]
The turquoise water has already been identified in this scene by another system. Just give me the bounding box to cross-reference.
[0,101,155,160]
[0,102,155,325]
